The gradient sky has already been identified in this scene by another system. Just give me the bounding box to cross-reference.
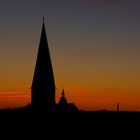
[0,0,140,111]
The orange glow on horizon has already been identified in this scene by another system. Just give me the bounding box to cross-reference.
[55,86,140,111]
[0,91,31,109]
[0,87,140,111]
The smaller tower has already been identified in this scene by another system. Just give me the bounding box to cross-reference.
[58,89,79,112]
[59,89,67,105]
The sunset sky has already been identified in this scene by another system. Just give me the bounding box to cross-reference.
[0,0,140,111]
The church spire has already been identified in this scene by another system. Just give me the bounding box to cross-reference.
[31,20,56,111]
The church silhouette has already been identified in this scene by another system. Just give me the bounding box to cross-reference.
[31,20,78,113]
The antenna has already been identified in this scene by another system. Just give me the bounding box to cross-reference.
[117,103,120,112]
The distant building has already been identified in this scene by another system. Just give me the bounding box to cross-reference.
[57,89,79,112]
[31,20,78,113]
[59,89,68,106]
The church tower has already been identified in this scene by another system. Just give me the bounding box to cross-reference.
[31,20,56,112]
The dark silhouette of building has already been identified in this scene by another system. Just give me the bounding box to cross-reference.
[58,89,68,112]
[58,89,79,112]
[59,89,68,106]
[31,20,56,112]
[31,20,78,113]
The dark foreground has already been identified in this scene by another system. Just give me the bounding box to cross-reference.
[0,106,139,138]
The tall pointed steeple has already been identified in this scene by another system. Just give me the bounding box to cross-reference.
[31,20,56,111]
